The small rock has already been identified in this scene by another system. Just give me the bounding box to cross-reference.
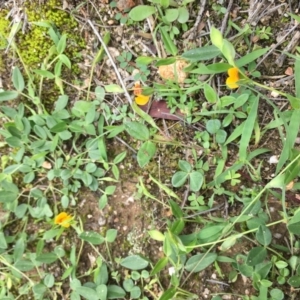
[117,0,136,12]
[98,216,106,226]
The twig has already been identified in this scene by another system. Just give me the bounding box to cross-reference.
[115,136,137,154]
[87,20,133,105]
[220,0,233,36]
[185,203,225,219]
[256,23,299,68]
[183,0,207,40]
[275,31,300,67]
[206,279,230,286]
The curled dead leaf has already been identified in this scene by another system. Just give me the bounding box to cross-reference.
[42,161,52,169]
[286,181,294,191]
[285,67,293,76]
[158,60,188,84]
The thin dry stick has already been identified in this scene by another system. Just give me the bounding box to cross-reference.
[275,31,300,67]
[87,20,132,105]
[183,0,207,39]
[256,23,299,68]
[220,0,233,36]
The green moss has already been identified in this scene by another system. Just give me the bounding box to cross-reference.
[18,0,85,71]
[0,10,9,49]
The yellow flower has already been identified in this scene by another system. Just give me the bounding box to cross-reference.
[226,67,240,89]
[135,94,150,106]
[54,212,72,228]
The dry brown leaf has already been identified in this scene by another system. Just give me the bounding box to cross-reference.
[285,67,293,76]
[158,60,188,84]
[117,0,136,11]
[42,161,52,169]
[286,181,294,191]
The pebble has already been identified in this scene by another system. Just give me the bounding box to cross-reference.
[98,216,106,226]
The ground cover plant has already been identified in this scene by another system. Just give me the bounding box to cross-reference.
[1,0,300,299]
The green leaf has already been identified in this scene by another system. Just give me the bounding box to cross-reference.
[79,231,105,245]
[0,232,8,249]
[177,160,191,172]
[190,62,231,74]
[128,5,156,21]
[150,257,168,275]
[215,129,227,144]
[136,56,155,65]
[33,69,55,79]
[95,86,105,101]
[57,34,67,54]
[75,286,99,300]
[104,84,124,93]
[206,119,221,134]
[171,171,188,187]
[159,26,178,56]
[287,94,300,109]
[160,0,169,8]
[185,253,217,272]
[276,109,300,173]
[287,211,300,235]
[270,288,284,300]
[120,255,149,270]
[159,287,176,300]
[189,171,203,192]
[235,48,270,68]
[204,83,218,103]
[12,67,25,92]
[256,225,272,246]
[0,91,19,101]
[54,95,69,111]
[148,230,165,241]
[177,7,189,23]
[124,121,149,140]
[50,122,67,133]
[155,57,177,66]
[36,253,58,264]
[170,218,185,235]
[288,276,300,287]
[239,96,259,161]
[58,54,71,68]
[295,54,300,98]
[44,273,55,288]
[169,199,183,217]
[14,259,35,271]
[165,9,179,22]
[107,285,126,299]
[210,27,223,50]
[106,229,117,243]
[181,45,220,62]
[33,283,47,295]
[132,102,160,131]
[137,141,156,167]
[222,39,236,66]
[24,172,35,183]
[130,286,141,299]
[6,136,22,147]
[113,151,127,164]
[0,190,18,203]
[246,246,267,266]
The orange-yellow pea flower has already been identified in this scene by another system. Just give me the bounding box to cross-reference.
[135,94,150,105]
[226,67,240,89]
[54,212,72,228]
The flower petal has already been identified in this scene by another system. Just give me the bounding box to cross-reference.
[226,76,239,89]
[135,94,150,105]
[227,67,239,79]
[54,212,72,228]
